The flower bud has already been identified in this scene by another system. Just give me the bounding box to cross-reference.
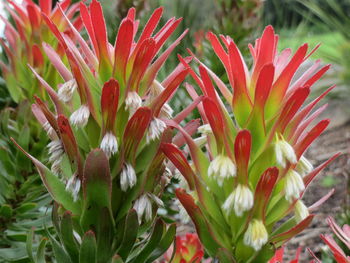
[296,155,313,177]
[120,163,137,191]
[208,155,236,186]
[285,170,305,202]
[100,132,118,157]
[222,184,254,217]
[243,219,268,251]
[58,79,77,102]
[70,105,90,127]
[275,137,297,168]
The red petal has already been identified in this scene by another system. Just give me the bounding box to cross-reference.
[128,38,155,92]
[101,79,119,133]
[202,97,225,152]
[122,107,152,163]
[161,143,196,190]
[113,18,134,86]
[90,0,109,61]
[254,167,279,220]
[270,215,315,245]
[150,68,189,117]
[275,86,310,133]
[234,130,251,182]
[294,119,330,158]
[39,0,52,15]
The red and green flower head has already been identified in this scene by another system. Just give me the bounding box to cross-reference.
[162,26,340,262]
[164,233,205,263]
[14,2,195,262]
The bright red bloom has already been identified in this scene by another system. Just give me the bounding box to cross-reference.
[164,233,205,263]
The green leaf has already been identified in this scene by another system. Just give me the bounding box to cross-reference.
[0,204,13,218]
[26,228,35,263]
[216,248,236,263]
[129,218,165,263]
[80,149,114,262]
[60,211,79,262]
[116,209,139,261]
[36,238,48,263]
[79,231,97,263]
[16,203,37,214]
[12,140,81,215]
[47,230,73,263]
[146,223,176,263]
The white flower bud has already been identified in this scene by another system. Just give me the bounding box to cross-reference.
[294,200,309,223]
[58,79,77,102]
[244,219,268,251]
[147,118,166,143]
[70,104,90,127]
[285,170,305,202]
[208,155,236,186]
[120,163,137,191]
[296,155,313,177]
[275,137,297,168]
[222,184,254,217]
[100,132,118,157]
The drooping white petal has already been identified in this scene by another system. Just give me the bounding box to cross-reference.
[133,194,152,223]
[146,118,167,143]
[296,155,313,177]
[43,121,55,137]
[120,163,137,191]
[58,79,77,102]
[66,175,81,202]
[243,219,268,251]
[198,124,212,135]
[275,138,297,168]
[208,155,236,186]
[70,104,90,127]
[100,132,118,157]
[285,170,305,202]
[222,184,254,217]
[125,92,142,115]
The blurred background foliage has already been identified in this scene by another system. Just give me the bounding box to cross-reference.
[1,0,349,262]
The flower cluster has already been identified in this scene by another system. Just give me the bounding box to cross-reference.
[0,0,81,102]
[162,26,339,261]
[14,1,195,261]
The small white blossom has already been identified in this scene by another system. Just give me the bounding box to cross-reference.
[70,104,90,127]
[133,193,163,223]
[48,140,64,162]
[100,132,118,157]
[43,121,55,137]
[48,140,64,175]
[58,79,77,102]
[275,137,297,168]
[296,155,313,177]
[149,80,164,98]
[147,118,167,143]
[198,124,212,135]
[120,163,137,191]
[208,155,236,186]
[160,103,173,118]
[222,184,254,217]
[294,200,309,223]
[125,92,142,114]
[244,219,268,251]
[66,175,81,202]
[285,170,305,202]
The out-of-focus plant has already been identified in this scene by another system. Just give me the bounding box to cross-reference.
[0,0,81,103]
[300,0,350,98]
[0,1,82,261]
[162,26,339,262]
[13,1,198,261]
[163,233,205,263]
[269,246,316,262]
[310,217,350,263]
[0,101,52,262]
